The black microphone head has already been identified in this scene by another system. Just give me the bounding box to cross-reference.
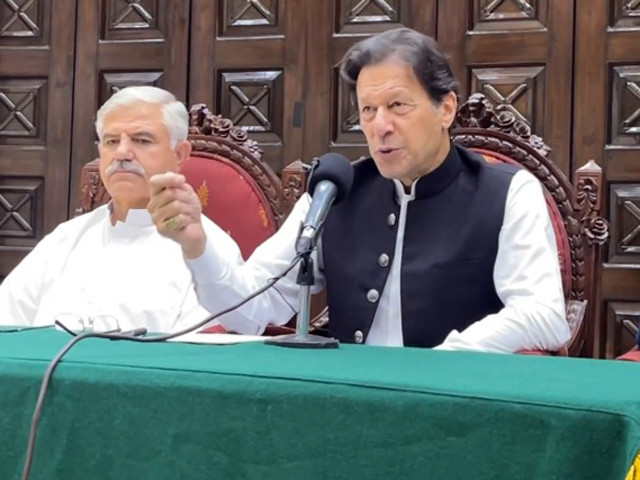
[307,153,354,204]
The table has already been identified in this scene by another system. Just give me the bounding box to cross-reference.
[1,329,639,480]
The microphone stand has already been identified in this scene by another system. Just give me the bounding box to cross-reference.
[265,250,339,348]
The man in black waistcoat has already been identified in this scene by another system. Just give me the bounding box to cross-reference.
[148,28,570,353]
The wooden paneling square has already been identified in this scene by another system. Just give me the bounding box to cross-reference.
[609,183,640,264]
[610,65,640,146]
[0,77,46,145]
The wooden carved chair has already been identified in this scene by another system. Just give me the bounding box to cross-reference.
[286,93,610,356]
[452,93,609,356]
[78,104,301,259]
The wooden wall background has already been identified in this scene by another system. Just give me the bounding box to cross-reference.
[0,0,639,358]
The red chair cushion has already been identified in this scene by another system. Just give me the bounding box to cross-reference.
[471,148,572,299]
[180,153,277,260]
[617,349,640,362]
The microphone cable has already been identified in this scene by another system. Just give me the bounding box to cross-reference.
[19,328,147,480]
[19,254,303,480]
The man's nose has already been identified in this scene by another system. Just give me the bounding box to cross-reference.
[372,108,395,139]
[115,135,133,157]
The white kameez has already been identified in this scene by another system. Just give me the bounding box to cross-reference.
[0,205,243,333]
[186,169,571,353]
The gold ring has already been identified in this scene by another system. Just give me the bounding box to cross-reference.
[165,217,180,230]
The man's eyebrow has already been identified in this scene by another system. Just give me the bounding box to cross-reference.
[102,131,157,139]
[130,131,157,138]
[358,87,412,101]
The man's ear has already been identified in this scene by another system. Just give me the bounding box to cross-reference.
[175,140,192,170]
[440,91,458,130]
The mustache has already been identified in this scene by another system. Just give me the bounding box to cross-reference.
[105,159,146,178]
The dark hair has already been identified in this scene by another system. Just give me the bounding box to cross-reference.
[339,27,458,104]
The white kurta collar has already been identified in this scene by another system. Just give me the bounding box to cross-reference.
[120,208,153,227]
[392,178,417,203]
[107,202,154,229]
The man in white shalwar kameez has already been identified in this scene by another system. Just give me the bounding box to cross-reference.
[0,86,243,333]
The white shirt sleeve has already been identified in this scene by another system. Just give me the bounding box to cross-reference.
[0,235,54,326]
[187,195,319,335]
[435,170,571,353]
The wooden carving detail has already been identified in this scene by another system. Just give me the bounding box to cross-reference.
[0,182,39,237]
[454,92,550,157]
[345,0,399,23]
[575,161,609,246]
[76,159,108,216]
[480,0,535,19]
[0,0,41,37]
[188,104,289,226]
[226,0,278,27]
[103,0,162,40]
[611,66,640,145]
[189,103,264,157]
[612,0,640,28]
[0,79,46,140]
[280,160,308,212]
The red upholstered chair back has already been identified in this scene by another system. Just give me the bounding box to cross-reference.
[180,154,276,259]
[451,93,609,356]
[184,105,295,259]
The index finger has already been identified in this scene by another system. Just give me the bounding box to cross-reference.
[149,172,186,196]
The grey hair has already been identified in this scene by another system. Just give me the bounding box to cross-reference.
[340,27,458,105]
[95,86,188,149]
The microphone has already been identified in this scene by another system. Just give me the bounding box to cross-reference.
[266,153,352,349]
[295,153,354,255]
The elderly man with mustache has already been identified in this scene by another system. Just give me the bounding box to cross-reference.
[0,86,241,333]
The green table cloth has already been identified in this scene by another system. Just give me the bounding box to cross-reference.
[1,329,639,480]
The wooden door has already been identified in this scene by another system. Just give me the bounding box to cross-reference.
[0,0,76,280]
[189,0,307,173]
[574,0,640,358]
[437,0,575,177]
[69,0,190,215]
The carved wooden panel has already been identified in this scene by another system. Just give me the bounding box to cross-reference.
[574,1,640,357]
[605,302,640,358]
[470,66,545,136]
[471,0,547,31]
[0,0,75,278]
[337,0,409,34]
[610,65,640,146]
[218,70,283,148]
[438,0,573,176]
[99,71,163,107]
[219,0,283,37]
[0,176,43,239]
[0,0,43,41]
[0,78,46,145]
[609,184,640,264]
[611,0,640,29]
[190,0,298,175]
[103,0,163,40]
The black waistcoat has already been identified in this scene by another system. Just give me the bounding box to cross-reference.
[320,144,517,347]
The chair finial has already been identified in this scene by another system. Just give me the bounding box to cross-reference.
[188,104,264,157]
[455,93,551,158]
